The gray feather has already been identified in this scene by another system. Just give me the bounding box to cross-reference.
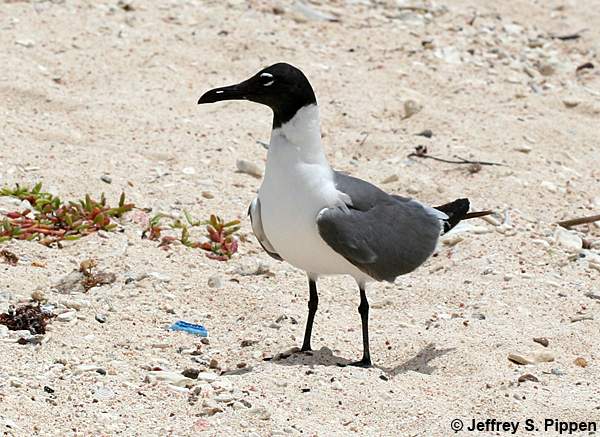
[248,198,283,261]
[316,172,442,282]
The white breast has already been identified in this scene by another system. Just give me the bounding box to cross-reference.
[257,105,371,282]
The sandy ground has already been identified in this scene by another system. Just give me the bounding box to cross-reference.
[1,0,600,436]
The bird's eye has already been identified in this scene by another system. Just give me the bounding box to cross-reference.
[259,72,275,87]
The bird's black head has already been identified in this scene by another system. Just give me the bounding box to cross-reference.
[198,63,317,128]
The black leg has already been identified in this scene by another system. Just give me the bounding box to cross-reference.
[300,278,318,352]
[349,286,372,367]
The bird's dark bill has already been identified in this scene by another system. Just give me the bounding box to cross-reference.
[197,83,248,104]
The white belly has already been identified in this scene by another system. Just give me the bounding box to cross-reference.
[258,161,370,281]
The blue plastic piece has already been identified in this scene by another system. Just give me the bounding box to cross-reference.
[169,320,208,337]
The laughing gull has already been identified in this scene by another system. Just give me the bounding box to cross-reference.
[198,63,490,367]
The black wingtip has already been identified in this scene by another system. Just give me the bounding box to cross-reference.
[434,198,471,233]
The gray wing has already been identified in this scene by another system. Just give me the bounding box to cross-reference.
[316,172,442,282]
[248,198,282,261]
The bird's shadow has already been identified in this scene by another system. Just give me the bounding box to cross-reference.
[379,343,455,377]
[271,343,455,377]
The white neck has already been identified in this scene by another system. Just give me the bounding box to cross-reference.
[267,104,329,167]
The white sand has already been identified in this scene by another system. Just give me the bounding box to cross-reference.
[0,1,599,435]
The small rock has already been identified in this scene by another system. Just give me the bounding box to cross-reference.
[15,39,35,48]
[551,368,566,376]
[441,234,464,246]
[416,129,433,138]
[292,2,338,22]
[55,271,86,294]
[201,191,214,199]
[9,378,23,388]
[508,351,555,365]
[200,406,222,417]
[215,393,234,403]
[574,357,588,368]
[332,381,343,391]
[200,399,223,416]
[31,290,46,302]
[471,313,486,320]
[197,371,218,383]
[541,181,557,193]
[273,346,299,360]
[571,314,594,323]
[209,358,219,369]
[240,339,259,347]
[232,401,247,410]
[74,364,104,375]
[381,174,398,184]
[147,371,194,387]
[56,311,77,322]
[207,275,223,289]
[248,406,271,420]
[100,175,112,184]
[563,98,581,108]
[403,100,422,119]
[95,314,107,323]
[149,272,171,282]
[554,227,582,252]
[518,373,539,383]
[182,368,200,379]
[514,145,532,154]
[584,291,600,300]
[537,63,555,76]
[533,337,549,347]
[236,159,263,178]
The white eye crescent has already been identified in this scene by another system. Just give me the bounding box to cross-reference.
[260,72,274,86]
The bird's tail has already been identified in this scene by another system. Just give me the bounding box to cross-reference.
[434,198,492,233]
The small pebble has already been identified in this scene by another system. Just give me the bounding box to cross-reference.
[403,100,422,118]
[147,370,194,387]
[554,227,582,252]
[533,337,549,347]
[95,314,107,324]
[541,181,557,193]
[197,371,218,383]
[182,368,200,379]
[248,406,271,420]
[215,393,234,403]
[562,98,581,108]
[149,272,171,282]
[415,129,433,138]
[571,314,594,323]
[508,351,555,365]
[207,275,223,289]
[31,290,46,302]
[56,311,77,322]
[201,191,214,199]
[236,159,263,178]
[574,357,588,368]
[518,373,539,383]
[100,175,112,184]
[514,145,532,153]
[380,174,398,184]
